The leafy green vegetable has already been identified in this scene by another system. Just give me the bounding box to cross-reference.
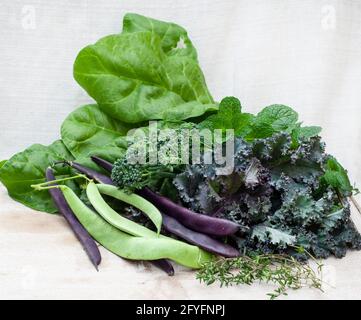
[251,225,296,248]
[198,98,319,146]
[293,126,322,140]
[247,104,298,139]
[0,141,77,213]
[61,104,131,159]
[321,156,353,195]
[0,160,7,169]
[74,145,127,173]
[291,125,322,148]
[122,13,197,59]
[256,104,298,131]
[74,14,216,124]
[198,97,254,137]
[172,133,361,259]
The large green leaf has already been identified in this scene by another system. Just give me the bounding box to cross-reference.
[74,30,216,123]
[122,13,197,59]
[61,104,131,159]
[0,141,76,213]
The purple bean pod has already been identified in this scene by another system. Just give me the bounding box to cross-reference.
[138,188,240,237]
[46,168,101,270]
[64,160,174,276]
[161,213,239,258]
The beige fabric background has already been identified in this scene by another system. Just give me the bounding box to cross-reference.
[0,0,361,299]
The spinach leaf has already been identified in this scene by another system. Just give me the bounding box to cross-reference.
[123,13,197,59]
[0,160,6,169]
[61,104,131,159]
[60,103,193,172]
[0,140,76,213]
[74,141,127,173]
[74,30,216,123]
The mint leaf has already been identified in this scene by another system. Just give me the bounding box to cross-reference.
[246,121,275,140]
[291,125,322,148]
[296,126,322,139]
[198,97,254,137]
[247,105,298,140]
[321,157,353,194]
[200,101,300,141]
[256,105,298,131]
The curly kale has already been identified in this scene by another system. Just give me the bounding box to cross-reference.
[172,132,361,259]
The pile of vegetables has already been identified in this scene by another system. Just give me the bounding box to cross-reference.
[1,13,360,298]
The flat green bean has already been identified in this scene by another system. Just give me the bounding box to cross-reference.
[60,185,212,268]
[86,182,157,238]
[96,183,162,234]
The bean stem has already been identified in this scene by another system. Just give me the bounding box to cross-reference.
[31,174,88,189]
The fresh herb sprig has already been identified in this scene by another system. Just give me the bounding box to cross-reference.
[196,252,323,299]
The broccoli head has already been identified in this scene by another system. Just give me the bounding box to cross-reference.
[111,157,175,193]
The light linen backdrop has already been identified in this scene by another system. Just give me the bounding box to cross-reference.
[1,0,361,299]
[1,0,361,187]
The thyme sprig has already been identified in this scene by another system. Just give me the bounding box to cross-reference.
[196,252,323,300]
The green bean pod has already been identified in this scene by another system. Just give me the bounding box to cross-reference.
[95,183,162,234]
[60,185,212,268]
[86,182,157,238]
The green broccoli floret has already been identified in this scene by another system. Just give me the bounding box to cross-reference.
[111,157,175,193]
